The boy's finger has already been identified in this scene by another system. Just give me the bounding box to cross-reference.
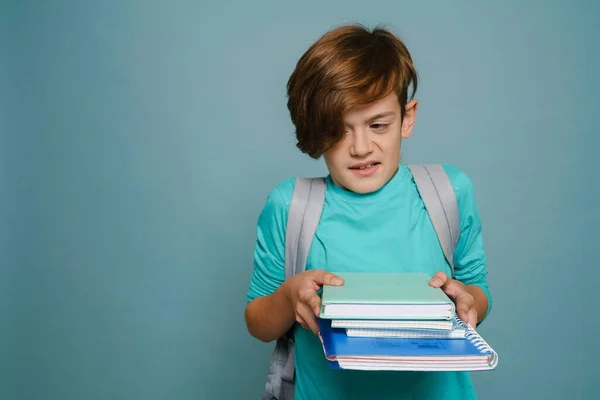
[297,288,314,304]
[457,292,474,308]
[308,293,322,316]
[298,305,319,335]
[313,270,344,286]
[429,271,449,287]
[297,290,322,316]
[306,316,319,336]
[295,314,307,329]
[436,279,465,300]
[468,309,478,330]
[456,302,470,324]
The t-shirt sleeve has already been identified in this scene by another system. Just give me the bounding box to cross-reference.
[443,164,493,321]
[246,178,295,303]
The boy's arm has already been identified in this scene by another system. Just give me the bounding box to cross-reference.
[245,283,296,343]
[245,182,293,342]
[244,179,345,341]
[451,165,492,323]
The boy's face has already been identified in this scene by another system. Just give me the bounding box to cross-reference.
[323,92,418,194]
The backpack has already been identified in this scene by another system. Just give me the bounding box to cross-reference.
[261,164,461,400]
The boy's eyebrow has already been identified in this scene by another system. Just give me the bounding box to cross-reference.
[365,111,396,123]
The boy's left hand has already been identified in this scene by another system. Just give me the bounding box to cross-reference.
[428,272,478,329]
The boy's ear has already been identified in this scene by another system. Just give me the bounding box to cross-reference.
[401,99,418,139]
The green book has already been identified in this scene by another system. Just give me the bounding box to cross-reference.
[320,272,455,320]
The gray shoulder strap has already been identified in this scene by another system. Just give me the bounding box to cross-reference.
[407,164,460,277]
[284,177,326,279]
[275,177,325,399]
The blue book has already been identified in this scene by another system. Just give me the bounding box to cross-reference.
[317,318,498,371]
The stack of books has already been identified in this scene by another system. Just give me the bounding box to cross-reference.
[317,272,498,371]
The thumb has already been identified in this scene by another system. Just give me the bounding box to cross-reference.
[312,270,344,286]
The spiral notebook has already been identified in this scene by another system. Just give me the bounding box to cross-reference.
[317,317,498,371]
[343,314,466,338]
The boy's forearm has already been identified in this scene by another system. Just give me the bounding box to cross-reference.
[245,283,296,342]
[465,284,489,325]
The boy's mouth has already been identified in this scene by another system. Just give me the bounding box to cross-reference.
[349,161,381,170]
[349,161,381,177]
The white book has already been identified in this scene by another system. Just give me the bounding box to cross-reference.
[346,326,466,339]
[331,319,454,330]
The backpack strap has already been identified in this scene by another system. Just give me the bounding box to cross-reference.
[285,177,327,278]
[407,164,460,277]
[268,177,325,400]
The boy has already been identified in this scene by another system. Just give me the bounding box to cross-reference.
[244,24,492,400]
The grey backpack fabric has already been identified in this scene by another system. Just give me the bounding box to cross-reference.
[261,177,326,400]
[261,164,460,400]
[406,164,460,273]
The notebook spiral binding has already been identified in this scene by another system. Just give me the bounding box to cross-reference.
[452,315,496,356]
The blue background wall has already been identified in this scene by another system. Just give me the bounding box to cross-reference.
[2,1,598,399]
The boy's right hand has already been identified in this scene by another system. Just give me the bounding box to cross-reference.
[283,269,344,335]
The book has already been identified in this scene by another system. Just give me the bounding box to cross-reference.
[320,272,455,320]
[346,327,466,339]
[344,315,467,338]
[331,319,455,330]
[317,317,498,371]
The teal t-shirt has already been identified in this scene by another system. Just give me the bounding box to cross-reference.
[247,163,492,400]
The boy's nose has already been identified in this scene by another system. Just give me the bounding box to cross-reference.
[350,131,374,157]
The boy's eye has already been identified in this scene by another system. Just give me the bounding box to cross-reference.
[371,123,389,132]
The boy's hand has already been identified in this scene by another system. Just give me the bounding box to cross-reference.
[428,272,478,329]
[284,269,344,335]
